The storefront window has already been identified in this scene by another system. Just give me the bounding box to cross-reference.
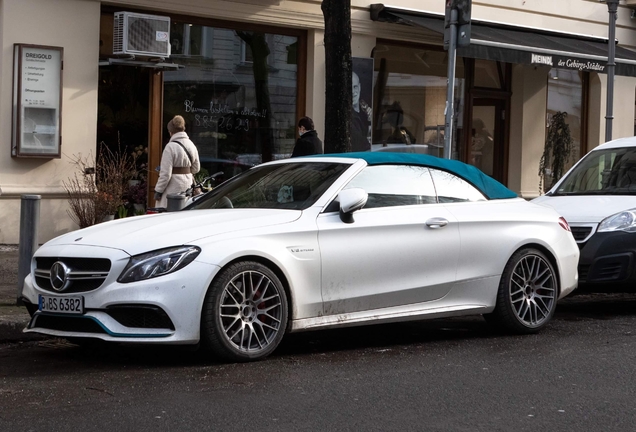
[474,59,501,89]
[471,104,497,177]
[373,44,465,158]
[545,68,584,186]
[164,22,299,172]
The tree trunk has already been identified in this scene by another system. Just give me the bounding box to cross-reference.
[322,0,352,153]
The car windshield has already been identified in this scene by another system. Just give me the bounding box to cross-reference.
[553,147,636,196]
[187,161,349,210]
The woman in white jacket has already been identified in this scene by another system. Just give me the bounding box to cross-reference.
[154,115,201,208]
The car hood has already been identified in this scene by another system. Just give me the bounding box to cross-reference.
[43,210,301,255]
[532,195,636,223]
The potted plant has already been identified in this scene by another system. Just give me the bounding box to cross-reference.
[538,111,573,193]
[127,181,148,213]
[116,204,129,219]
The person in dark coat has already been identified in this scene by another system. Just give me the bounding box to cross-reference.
[291,116,323,157]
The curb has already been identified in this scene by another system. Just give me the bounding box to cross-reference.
[0,305,38,343]
[0,246,33,343]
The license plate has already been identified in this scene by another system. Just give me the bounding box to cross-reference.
[39,295,84,315]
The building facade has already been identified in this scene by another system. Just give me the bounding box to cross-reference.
[1,0,635,244]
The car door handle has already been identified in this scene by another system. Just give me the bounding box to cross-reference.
[426,218,448,229]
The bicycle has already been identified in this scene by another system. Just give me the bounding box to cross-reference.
[146,171,224,214]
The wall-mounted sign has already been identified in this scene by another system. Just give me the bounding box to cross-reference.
[530,53,553,67]
[12,44,63,158]
[529,52,606,73]
[554,57,605,73]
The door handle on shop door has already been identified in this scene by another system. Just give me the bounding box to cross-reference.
[426,218,448,229]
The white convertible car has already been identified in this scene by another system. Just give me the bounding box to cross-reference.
[21,153,579,362]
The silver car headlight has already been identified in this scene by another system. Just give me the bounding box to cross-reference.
[597,208,636,233]
[118,246,201,283]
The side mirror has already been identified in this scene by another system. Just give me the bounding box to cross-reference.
[338,188,368,223]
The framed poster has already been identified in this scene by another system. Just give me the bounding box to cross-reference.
[351,57,373,152]
[12,44,63,158]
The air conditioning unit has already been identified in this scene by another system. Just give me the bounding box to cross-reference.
[113,12,171,59]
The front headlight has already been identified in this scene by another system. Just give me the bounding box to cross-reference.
[118,246,201,283]
[597,208,636,233]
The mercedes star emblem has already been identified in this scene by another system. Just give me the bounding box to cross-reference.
[50,261,71,292]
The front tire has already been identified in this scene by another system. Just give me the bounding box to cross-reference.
[487,248,558,334]
[201,261,288,362]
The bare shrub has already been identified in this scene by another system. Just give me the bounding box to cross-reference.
[64,143,136,228]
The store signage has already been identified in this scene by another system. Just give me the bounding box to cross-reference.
[531,53,553,66]
[555,58,606,72]
[530,52,606,73]
[12,44,63,158]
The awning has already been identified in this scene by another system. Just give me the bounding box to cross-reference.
[370,4,636,77]
[98,58,183,70]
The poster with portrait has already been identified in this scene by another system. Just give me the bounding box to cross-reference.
[351,57,373,152]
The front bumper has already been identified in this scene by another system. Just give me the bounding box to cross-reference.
[21,244,219,344]
[578,230,636,286]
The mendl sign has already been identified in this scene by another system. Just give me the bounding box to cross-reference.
[530,52,606,73]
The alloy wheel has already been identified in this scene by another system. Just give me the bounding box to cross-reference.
[219,270,283,353]
[508,254,556,327]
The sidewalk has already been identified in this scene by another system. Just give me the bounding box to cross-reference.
[0,245,38,342]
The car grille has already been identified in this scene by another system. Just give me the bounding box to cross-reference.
[580,254,631,284]
[106,305,175,330]
[30,306,174,335]
[571,226,593,242]
[34,257,111,293]
[31,314,105,334]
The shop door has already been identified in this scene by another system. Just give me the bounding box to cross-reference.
[470,99,505,182]
[97,66,157,207]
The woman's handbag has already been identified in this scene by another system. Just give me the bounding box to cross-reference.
[172,140,200,195]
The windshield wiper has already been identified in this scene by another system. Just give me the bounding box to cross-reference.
[551,190,636,196]
[601,190,636,196]
[551,191,607,196]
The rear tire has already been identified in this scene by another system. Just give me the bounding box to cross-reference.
[486,248,558,334]
[201,261,288,362]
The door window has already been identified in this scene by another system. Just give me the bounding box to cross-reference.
[471,105,496,177]
[343,165,437,208]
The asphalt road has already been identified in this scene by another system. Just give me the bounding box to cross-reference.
[1,293,635,432]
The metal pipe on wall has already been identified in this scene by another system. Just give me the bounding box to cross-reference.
[604,0,619,143]
[444,8,458,159]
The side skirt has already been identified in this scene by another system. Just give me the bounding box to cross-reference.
[290,303,492,332]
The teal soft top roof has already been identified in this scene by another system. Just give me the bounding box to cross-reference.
[320,152,517,200]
